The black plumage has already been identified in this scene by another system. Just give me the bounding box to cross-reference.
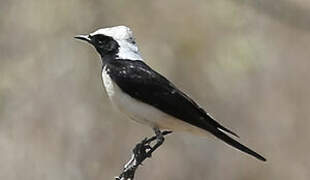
[104,59,266,161]
[75,26,266,162]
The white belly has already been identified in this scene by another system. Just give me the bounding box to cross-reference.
[101,66,210,136]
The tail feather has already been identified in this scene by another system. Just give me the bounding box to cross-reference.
[217,125,239,138]
[209,127,266,161]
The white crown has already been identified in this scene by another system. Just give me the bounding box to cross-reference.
[90,26,134,41]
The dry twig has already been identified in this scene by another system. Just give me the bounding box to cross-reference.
[115,130,172,180]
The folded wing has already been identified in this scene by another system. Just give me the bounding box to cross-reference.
[106,59,266,161]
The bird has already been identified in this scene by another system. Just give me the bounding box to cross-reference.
[74,25,266,162]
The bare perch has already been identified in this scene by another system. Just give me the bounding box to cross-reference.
[115,130,172,180]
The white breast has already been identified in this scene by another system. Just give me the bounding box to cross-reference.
[101,66,115,97]
[101,66,211,136]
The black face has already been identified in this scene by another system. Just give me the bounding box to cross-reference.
[76,34,120,58]
[91,34,119,57]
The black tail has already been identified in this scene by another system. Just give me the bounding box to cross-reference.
[209,127,266,161]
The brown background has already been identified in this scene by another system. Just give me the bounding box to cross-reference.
[1,0,310,179]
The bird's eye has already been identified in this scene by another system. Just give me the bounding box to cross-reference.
[93,35,109,45]
[97,38,105,44]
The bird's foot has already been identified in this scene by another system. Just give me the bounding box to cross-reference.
[133,130,172,162]
[117,130,172,180]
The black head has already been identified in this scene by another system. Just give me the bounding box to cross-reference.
[75,34,119,58]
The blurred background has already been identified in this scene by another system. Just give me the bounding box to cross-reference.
[1,0,310,179]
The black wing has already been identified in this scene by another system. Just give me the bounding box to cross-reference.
[106,59,266,161]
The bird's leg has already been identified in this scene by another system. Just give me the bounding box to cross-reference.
[133,129,172,161]
[116,130,172,180]
[133,128,172,163]
[144,128,168,157]
[154,127,164,143]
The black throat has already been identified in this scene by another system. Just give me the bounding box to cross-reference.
[100,53,118,65]
[90,34,120,65]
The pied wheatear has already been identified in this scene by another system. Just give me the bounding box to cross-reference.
[75,25,266,161]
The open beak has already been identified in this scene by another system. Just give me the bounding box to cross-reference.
[74,34,91,43]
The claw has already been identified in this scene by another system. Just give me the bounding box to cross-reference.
[162,130,173,135]
[145,145,152,150]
